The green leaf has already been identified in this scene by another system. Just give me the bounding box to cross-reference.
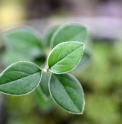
[3,27,44,59]
[39,72,50,97]
[2,52,23,65]
[49,73,85,114]
[75,50,92,70]
[45,25,59,48]
[2,51,32,66]
[33,88,54,112]
[48,41,84,74]
[51,23,87,47]
[0,61,42,95]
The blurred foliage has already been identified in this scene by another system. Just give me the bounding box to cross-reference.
[0,0,122,123]
[77,42,122,92]
[0,1,26,29]
[0,40,122,124]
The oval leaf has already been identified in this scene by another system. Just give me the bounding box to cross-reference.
[0,61,42,95]
[51,23,87,47]
[48,41,85,74]
[3,27,44,59]
[49,73,85,114]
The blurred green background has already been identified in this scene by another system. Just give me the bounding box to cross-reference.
[0,0,122,124]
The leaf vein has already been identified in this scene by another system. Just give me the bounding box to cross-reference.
[0,71,40,86]
[50,44,82,68]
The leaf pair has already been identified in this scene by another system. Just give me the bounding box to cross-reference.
[46,24,91,70]
[0,62,85,114]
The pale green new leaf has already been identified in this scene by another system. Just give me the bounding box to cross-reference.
[49,73,85,114]
[39,72,50,97]
[51,23,87,47]
[0,61,42,95]
[3,27,44,59]
[48,41,84,74]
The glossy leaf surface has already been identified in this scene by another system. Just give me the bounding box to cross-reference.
[0,62,42,95]
[49,73,85,114]
[51,23,87,47]
[48,41,84,74]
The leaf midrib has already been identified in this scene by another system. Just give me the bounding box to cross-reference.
[55,75,81,112]
[0,70,41,86]
[50,44,83,68]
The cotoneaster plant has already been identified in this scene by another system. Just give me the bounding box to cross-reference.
[0,23,91,114]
